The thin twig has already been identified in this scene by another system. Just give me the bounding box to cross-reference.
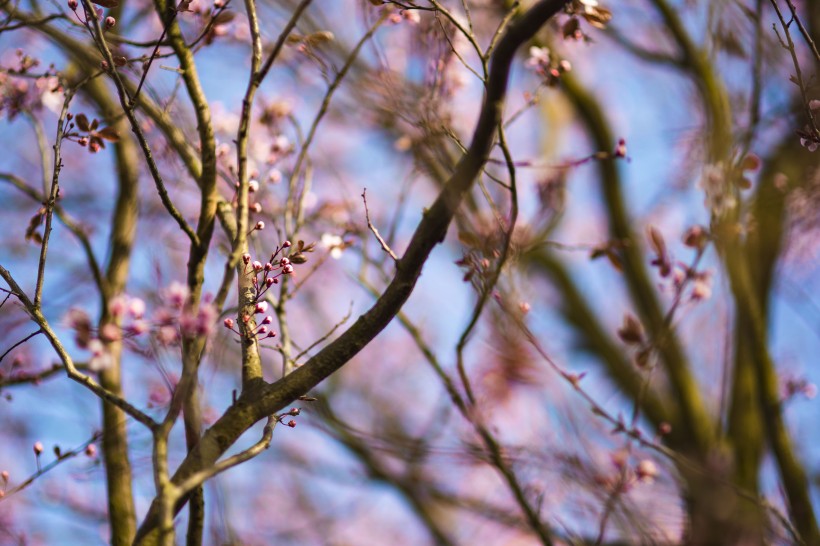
[362,189,398,262]
[0,329,42,364]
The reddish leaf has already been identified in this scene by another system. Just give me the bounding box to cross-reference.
[75,113,90,132]
[91,0,119,8]
[96,126,120,142]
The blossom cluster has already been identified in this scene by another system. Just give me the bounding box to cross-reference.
[526,46,572,87]
[64,283,218,370]
[222,241,300,340]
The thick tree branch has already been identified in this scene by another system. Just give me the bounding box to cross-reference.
[133,2,570,542]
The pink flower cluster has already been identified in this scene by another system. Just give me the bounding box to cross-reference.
[223,241,296,340]
[525,46,571,86]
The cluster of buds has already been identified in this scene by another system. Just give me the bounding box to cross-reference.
[244,240,295,296]
[648,224,713,302]
[277,407,302,428]
[233,178,264,215]
[223,309,276,341]
[525,46,572,87]
[223,241,298,340]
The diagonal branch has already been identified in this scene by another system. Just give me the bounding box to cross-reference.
[133,2,570,542]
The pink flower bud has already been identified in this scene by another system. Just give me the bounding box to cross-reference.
[248,180,259,193]
[1,470,9,482]
[287,420,296,428]
[265,277,274,286]
[131,320,149,335]
[283,264,294,274]
[257,326,268,335]
[223,318,234,329]
[255,301,268,314]
[614,138,627,158]
[33,442,43,455]
[251,202,262,213]
[105,16,116,28]
[67,0,78,9]
[280,257,290,266]
[85,444,97,457]
[252,261,263,271]
[636,460,659,483]
[255,221,265,230]
[266,330,277,338]
[242,253,251,265]
[100,60,109,70]
[78,136,89,147]
[264,262,273,271]
[128,298,146,319]
[100,323,121,342]
[109,295,127,318]
[282,240,291,248]
[262,316,273,325]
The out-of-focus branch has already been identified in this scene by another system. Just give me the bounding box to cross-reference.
[81,72,142,545]
[559,72,714,453]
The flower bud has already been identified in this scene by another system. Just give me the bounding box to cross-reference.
[255,221,265,230]
[105,16,116,28]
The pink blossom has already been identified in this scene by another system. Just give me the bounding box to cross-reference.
[636,460,659,483]
[165,281,189,308]
[691,274,712,301]
[99,324,121,342]
[109,295,128,318]
[128,298,146,319]
[130,320,149,335]
[88,339,112,371]
[156,325,178,345]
